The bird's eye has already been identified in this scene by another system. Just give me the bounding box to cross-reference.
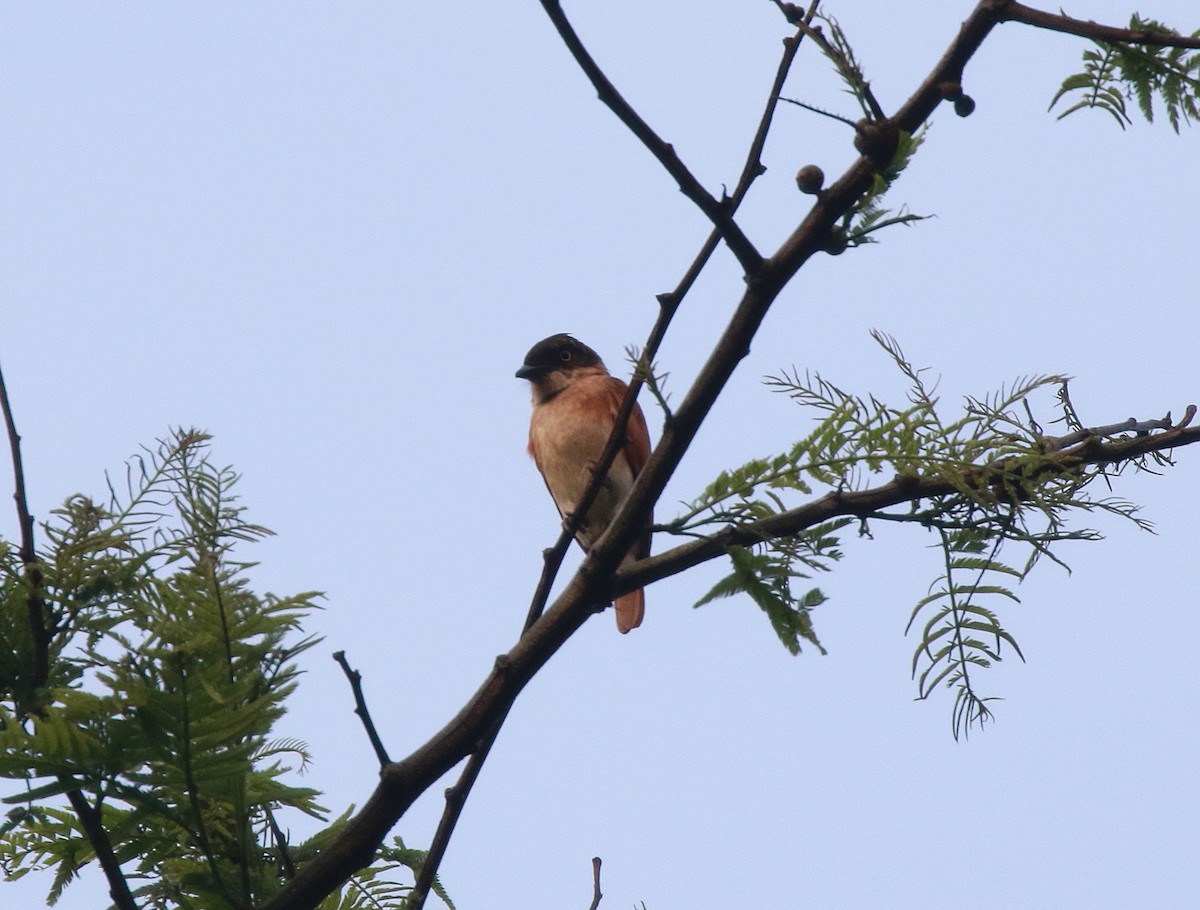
[559,349,572,362]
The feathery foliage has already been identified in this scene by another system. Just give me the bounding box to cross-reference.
[1050,15,1200,130]
[0,430,443,909]
[675,333,1152,735]
[845,126,929,246]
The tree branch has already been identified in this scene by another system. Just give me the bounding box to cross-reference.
[588,856,603,910]
[619,413,1200,596]
[255,6,1004,907]
[0,364,48,695]
[257,2,1199,906]
[536,0,763,273]
[333,651,391,766]
[658,4,820,313]
[524,4,819,631]
[405,20,827,909]
[64,787,140,910]
[261,402,1200,910]
[1001,2,1200,48]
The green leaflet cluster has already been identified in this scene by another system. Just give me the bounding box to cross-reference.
[0,431,446,910]
[674,333,1150,737]
[1050,15,1200,131]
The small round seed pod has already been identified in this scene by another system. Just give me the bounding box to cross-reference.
[795,164,825,194]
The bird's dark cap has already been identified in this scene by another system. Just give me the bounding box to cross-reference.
[515,334,602,380]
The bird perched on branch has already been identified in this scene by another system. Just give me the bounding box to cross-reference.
[516,334,652,633]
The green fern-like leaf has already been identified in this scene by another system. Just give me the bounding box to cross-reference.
[694,539,837,655]
[1050,17,1200,132]
[0,429,328,907]
[681,332,1156,734]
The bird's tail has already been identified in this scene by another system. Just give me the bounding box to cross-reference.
[615,588,644,634]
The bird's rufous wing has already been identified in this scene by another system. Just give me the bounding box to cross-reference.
[603,377,651,633]
[603,376,652,559]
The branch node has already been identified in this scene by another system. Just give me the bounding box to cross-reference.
[853,118,899,165]
[937,80,964,101]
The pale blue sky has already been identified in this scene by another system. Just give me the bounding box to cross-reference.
[2,2,1198,908]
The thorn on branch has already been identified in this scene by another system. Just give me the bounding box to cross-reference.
[779,96,858,128]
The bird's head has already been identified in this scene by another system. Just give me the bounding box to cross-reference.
[516,334,606,399]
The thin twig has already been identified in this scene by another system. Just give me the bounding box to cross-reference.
[0,364,48,692]
[789,15,887,120]
[658,4,819,313]
[588,856,603,910]
[1045,413,1183,452]
[778,96,858,127]
[1002,2,1200,48]
[333,651,391,766]
[537,0,763,273]
[266,806,296,879]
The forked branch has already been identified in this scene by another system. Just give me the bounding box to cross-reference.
[537,0,763,272]
[260,3,1200,908]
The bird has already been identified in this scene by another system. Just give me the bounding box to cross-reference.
[516,334,652,633]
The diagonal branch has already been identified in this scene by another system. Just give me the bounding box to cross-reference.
[537,0,763,273]
[1001,2,1200,48]
[63,787,141,910]
[256,6,1003,909]
[405,19,825,909]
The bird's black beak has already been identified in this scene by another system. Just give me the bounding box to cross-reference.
[515,363,544,380]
